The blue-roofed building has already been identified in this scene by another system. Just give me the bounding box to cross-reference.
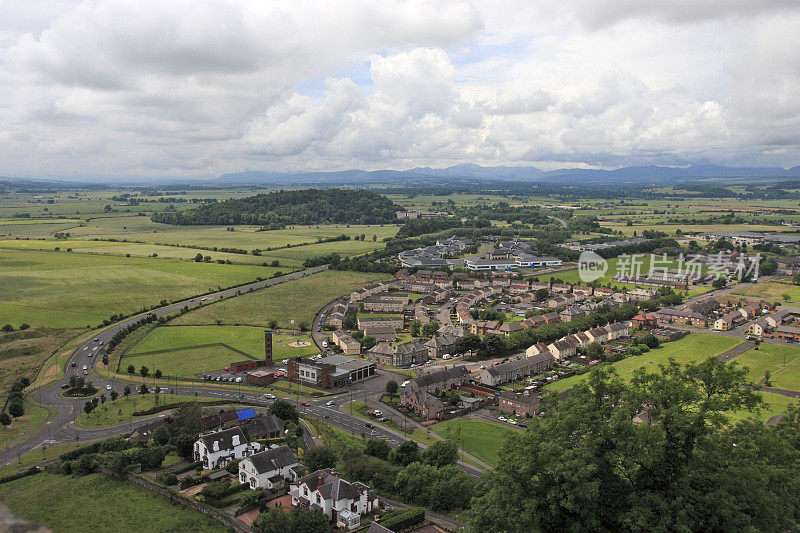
[236,408,256,421]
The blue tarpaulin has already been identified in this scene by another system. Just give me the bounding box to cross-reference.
[236,408,256,421]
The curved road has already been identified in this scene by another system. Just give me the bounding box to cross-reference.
[0,266,327,466]
[2,264,484,479]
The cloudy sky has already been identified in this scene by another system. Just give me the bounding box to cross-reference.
[1,0,799,179]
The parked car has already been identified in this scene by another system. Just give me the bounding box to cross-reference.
[82,365,88,370]
[235,377,243,383]
[300,401,310,406]
[401,380,410,388]
[262,393,275,399]
[325,400,336,406]
[365,422,374,428]
[106,385,112,390]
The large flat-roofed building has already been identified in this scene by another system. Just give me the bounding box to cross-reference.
[285,355,375,389]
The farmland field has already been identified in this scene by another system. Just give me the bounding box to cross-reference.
[0,472,228,533]
[429,418,513,467]
[171,270,394,329]
[545,333,743,393]
[73,224,400,250]
[0,249,280,328]
[122,325,318,377]
[0,328,84,394]
[734,281,800,302]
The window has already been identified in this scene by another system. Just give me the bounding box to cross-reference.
[316,494,321,504]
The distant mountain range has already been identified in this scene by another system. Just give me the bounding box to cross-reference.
[216,163,800,185]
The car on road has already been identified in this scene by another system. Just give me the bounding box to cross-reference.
[498,416,507,422]
[262,393,275,399]
[106,385,112,390]
[300,401,310,406]
[83,371,88,375]
[71,361,77,367]
[235,377,242,383]
[401,380,410,387]
[82,365,88,370]
[325,400,335,406]
[94,337,99,342]
[365,422,374,428]
[61,383,70,389]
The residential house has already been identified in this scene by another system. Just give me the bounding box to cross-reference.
[542,312,561,324]
[586,326,609,344]
[331,330,361,355]
[631,313,657,328]
[290,469,379,528]
[654,307,708,327]
[498,390,542,417]
[413,365,471,392]
[242,414,286,440]
[775,325,800,342]
[401,386,444,420]
[547,338,577,360]
[525,342,549,357]
[238,446,300,490]
[497,322,525,337]
[424,334,458,358]
[604,322,630,340]
[628,287,658,301]
[560,307,585,322]
[194,427,258,470]
[470,320,501,335]
[357,316,404,331]
[713,315,734,331]
[366,341,428,367]
[551,283,571,293]
[747,317,773,337]
[572,286,593,296]
[477,353,554,386]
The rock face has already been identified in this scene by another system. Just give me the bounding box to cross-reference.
[0,503,50,533]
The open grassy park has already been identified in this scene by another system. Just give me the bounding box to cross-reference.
[171,269,393,329]
[121,325,319,377]
[0,472,228,533]
[546,333,744,393]
[428,418,514,467]
[735,343,800,387]
[0,248,282,328]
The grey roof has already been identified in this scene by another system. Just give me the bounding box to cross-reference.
[245,415,286,438]
[296,469,368,502]
[200,427,246,451]
[414,365,470,388]
[486,353,553,376]
[247,446,298,474]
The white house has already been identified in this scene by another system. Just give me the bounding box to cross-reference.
[238,445,301,490]
[290,469,379,528]
[194,427,259,470]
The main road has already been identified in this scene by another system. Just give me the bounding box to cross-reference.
[2,265,484,479]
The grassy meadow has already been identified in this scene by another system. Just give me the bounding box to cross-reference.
[0,249,280,328]
[171,270,394,329]
[74,393,205,428]
[735,281,800,302]
[545,333,743,393]
[0,472,228,533]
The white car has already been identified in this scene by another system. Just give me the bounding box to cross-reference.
[498,416,507,422]
[106,385,112,391]
[401,380,410,388]
[262,393,276,399]
[235,377,242,383]
[82,365,88,370]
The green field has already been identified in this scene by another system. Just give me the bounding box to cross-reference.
[726,392,799,423]
[172,270,394,329]
[74,224,399,250]
[734,344,800,386]
[428,418,514,467]
[0,249,280,328]
[735,281,800,302]
[546,334,743,393]
[0,472,228,533]
[542,256,710,287]
[74,393,204,428]
[122,325,318,377]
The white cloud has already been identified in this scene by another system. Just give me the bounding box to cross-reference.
[0,0,798,177]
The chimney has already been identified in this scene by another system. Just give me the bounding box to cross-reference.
[232,435,240,446]
[213,441,219,452]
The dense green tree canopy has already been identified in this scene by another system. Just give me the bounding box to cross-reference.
[152,188,400,226]
[468,358,800,532]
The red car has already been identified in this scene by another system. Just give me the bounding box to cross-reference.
[83,371,88,375]
[300,401,310,407]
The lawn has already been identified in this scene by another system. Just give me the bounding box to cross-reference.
[0,472,228,533]
[734,344,800,385]
[74,393,206,428]
[546,333,744,393]
[0,249,280,328]
[735,281,800,302]
[428,418,514,467]
[171,270,394,329]
[542,256,709,286]
[122,325,319,377]
[771,356,800,392]
[726,392,799,423]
